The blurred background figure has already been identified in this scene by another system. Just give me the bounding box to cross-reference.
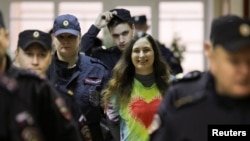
[150,15,250,141]
[132,15,183,75]
[0,10,83,141]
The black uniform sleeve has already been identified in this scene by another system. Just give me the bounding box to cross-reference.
[106,118,120,141]
[33,80,83,141]
[157,41,183,75]
[0,88,11,140]
[5,67,83,141]
[80,24,101,55]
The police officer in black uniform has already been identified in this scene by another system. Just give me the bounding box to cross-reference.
[0,10,82,141]
[47,14,110,141]
[150,15,250,141]
[132,15,183,75]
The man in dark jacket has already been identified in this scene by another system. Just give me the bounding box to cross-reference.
[80,8,134,72]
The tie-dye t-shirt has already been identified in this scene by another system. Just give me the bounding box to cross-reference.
[106,78,162,141]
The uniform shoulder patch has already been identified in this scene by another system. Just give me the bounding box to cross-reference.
[79,53,108,70]
[171,70,201,84]
[21,127,43,141]
[55,97,72,120]
[173,90,206,108]
[8,67,41,81]
[105,46,115,51]
[0,74,18,92]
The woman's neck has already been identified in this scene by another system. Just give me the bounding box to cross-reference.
[135,72,155,87]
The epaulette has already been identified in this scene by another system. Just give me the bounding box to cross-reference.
[173,90,206,109]
[90,57,108,70]
[105,46,118,53]
[91,46,107,53]
[7,67,42,81]
[0,74,18,92]
[171,70,201,84]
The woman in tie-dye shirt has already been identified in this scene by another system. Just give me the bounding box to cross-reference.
[102,33,170,141]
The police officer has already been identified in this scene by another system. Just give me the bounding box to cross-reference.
[132,15,183,75]
[14,30,53,79]
[47,14,109,141]
[0,10,82,141]
[80,8,134,72]
[150,15,250,141]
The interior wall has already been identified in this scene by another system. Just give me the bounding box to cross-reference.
[0,0,245,71]
[230,0,243,16]
[0,0,245,38]
[1,0,209,38]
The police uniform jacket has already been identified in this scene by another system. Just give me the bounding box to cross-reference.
[156,41,183,75]
[80,25,122,72]
[1,55,82,141]
[47,52,109,140]
[150,71,250,141]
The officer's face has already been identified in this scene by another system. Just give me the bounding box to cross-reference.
[131,37,154,75]
[209,45,250,97]
[15,44,52,79]
[134,23,149,35]
[109,23,134,51]
[54,33,80,58]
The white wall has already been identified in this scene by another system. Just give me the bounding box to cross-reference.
[3,0,244,72]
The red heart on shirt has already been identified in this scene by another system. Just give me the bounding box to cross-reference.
[130,98,161,129]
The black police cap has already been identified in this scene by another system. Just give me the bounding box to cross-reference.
[210,15,250,52]
[110,8,132,22]
[132,15,147,24]
[18,30,52,51]
[0,10,5,28]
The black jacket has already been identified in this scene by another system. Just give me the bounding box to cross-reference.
[151,71,250,141]
[0,55,83,141]
[47,53,110,141]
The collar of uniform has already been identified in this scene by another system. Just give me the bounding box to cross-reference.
[207,71,250,108]
[107,46,122,54]
[215,92,250,109]
[54,52,80,70]
[54,53,68,69]
[114,46,122,54]
[205,71,215,90]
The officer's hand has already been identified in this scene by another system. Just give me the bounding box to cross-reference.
[94,11,117,29]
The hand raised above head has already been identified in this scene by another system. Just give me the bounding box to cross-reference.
[94,11,117,29]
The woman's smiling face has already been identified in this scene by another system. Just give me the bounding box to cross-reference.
[131,37,154,75]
